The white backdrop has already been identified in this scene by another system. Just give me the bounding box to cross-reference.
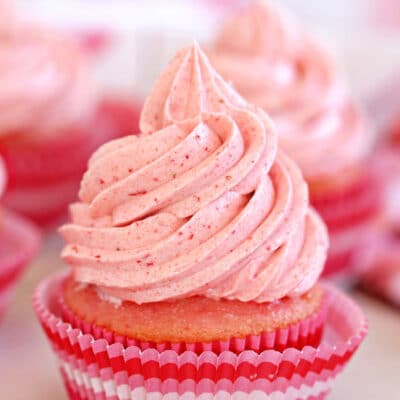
[17,0,400,101]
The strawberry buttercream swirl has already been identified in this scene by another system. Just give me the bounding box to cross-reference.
[210,1,371,180]
[0,20,96,142]
[61,44,328,304]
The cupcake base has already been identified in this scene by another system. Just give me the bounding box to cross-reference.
[33,272,367,400]
[1,98,141,228]
[61,277,327,354]
[0,210,40,318]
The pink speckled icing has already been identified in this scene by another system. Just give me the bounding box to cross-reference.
[60,43,328,304]
[0,16,96,142]
[209,1,371,180]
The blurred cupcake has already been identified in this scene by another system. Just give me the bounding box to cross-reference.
[0,155,40,319]
[34,43,366,399]
[389,117,400,146]
[358,231,400,306]
[209,1,379,278]
[357,113,400,305]
[0,8,139,228]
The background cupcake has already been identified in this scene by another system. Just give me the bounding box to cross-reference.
[0,5,139,228]
[0,155,41,319]
[209,0,379,279]
[357,105,400,305]
[34,43,367,399]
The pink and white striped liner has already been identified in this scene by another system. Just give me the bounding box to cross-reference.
[33,272,367,399]
[0,210,41,318]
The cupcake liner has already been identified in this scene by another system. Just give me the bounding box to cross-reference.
[33,272,367,399]
[312,170,380,279]
[322,221,373,279]
[389,125,400,146]
[372,146,400,232]
[1,98,140,187]
[323,249,353,279]
[1,98,140,227]
[311,171,379,232]
[3,176,80,229]
[357,230,400,307]
[0,210,41,318]
[58,285,328,355]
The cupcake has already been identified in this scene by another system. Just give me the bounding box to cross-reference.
[0,8,139,227]
[358,231,400,306]
[208,1,379,278]
[357,112,400,305]
[0,155,41,318]
[34,43,367,399]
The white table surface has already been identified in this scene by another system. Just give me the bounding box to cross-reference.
[1,235,399,399]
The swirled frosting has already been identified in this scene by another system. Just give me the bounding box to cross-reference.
[61,43,328,304]
[209,1,371,180]
[0,15,96,143]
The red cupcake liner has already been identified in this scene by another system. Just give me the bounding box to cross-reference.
[1,98,140,187]
[322,221,373,279]
[311,170,380,232]
[1,98,141,227]
[0,210,41,318]
[33,272,367,400]
[357,230,400,307]
[3,176,80,229]
[372,146,400,232]
[387,113,400,146]
[323,249,354,279]
[58,283,328,355]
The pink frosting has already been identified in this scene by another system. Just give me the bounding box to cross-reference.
[0,17,96,142]
[209,1,372,180]
[60,43,328,304]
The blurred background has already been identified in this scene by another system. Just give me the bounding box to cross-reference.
[1,0,400,399]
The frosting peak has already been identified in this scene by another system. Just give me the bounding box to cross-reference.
[140,42,247,134]
[61,43,328,304]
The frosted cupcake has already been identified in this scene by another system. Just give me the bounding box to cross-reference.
[357,112,400,305]
[34,43,366,399]
[209,1,378,278]
[0,8,139,227]
[0,155,40,318]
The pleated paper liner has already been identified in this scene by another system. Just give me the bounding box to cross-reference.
[58,285,328,355]
[0,210,41,318]
[1,98,140,227]
[33,272,367,399]
[1,98,140,187]
[357,230,400,307]
[311,169,379,232]
[310,169,380,279]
